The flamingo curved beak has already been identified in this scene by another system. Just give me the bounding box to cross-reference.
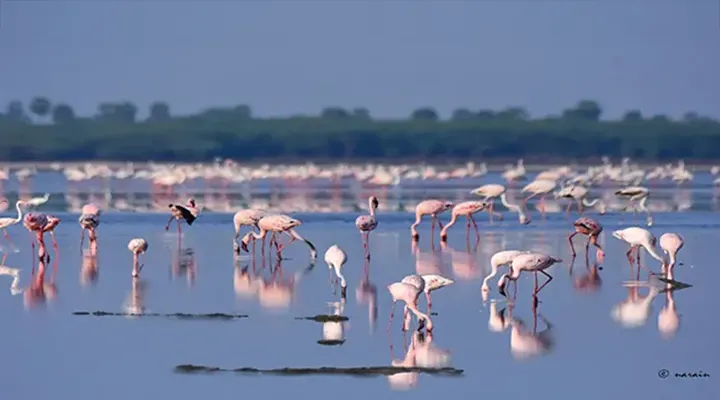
[240,241,249,253]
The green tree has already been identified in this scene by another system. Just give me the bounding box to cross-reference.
[233,104,252,119]
[96,101,137,123]
[51,103,76,124]
[29,97,52,122]
[451,108,475,121]
[321,107,349,119]
[623,110,643,121]
[5,101,29,123]
[351,107,371,120]
[148,101,171,121]
[563,100,603,122]
[411,107,439,121]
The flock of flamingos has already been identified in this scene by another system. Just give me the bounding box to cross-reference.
[0,159,688,343]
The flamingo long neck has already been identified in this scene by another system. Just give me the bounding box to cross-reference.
[482,260,502,290]
[667,251,677,270]
[582,198,599,207]
[333,265,347,287]
[368,199,377,218]
[406,301,431,326]
[440,212,458,237]
[14,201,23,223]
[500,193,527,221]
[289,228,317,258]
[642,242,665,264]
[509,266,522,281]
[410,212,422,236]
[250,227,266,240]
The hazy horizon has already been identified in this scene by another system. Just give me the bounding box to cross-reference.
[1,1,718,120]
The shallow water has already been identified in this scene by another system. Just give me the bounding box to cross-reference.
[2,210,718,398]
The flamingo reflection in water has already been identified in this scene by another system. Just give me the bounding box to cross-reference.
[507,302,555,360]
[355,257,378,332]
[0,254,22,295]
[440,238,482,281]
[171,247,196,287]
[257,258,316,311]
[487,301,511,333]
[319,299,347,346]
[80,250,99,287]
[387,331,451,391]
[23,253,59,310]
[612,280,660,329]
[571,257,602,293]
[412,239,444,276]
[233,256,262,301]
[658,279,681,340]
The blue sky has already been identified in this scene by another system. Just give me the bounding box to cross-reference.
[1,0,718,120]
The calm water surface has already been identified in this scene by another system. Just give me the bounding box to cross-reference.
[2,211,719,399]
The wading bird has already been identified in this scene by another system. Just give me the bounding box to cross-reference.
[79,203,101,252]
[416,274,454,309]
[498,253,562,306]
[325,244,348,299]
[128,238,148,278]
[439,201,488,242]
[232,208,267,254]
[388,278,434,333]
[25,193,50,208]
[0,200,26,249]
[521,179,557,219]
[166,198,199,234]
[22,212,48,265]
[615,186,653,226]
[482,250,531,293]
[41,216,60,261]
[659,233,684,276]
[356,196,379,260]
[470,185,529,225]
[410,199,454,241]
[240,214,317,260]
[568,216,605,262]
[612,227,664,273]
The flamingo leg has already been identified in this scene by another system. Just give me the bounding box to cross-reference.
[430,216,436,239]
[577,199,584,214]
[539,195,546,220]
[164,216,174,231]
[488,202,495,223]
[469,214,480,241]
[465,216,471,242]
[535,270,554,295]
[2,228,16,249]
[387,301,396,332]
[426,291,432,310]
[80,228,85,253]
[565,199,572,215]
[626,245,637,266]
[568,231,578,257]
[365,231,371,260]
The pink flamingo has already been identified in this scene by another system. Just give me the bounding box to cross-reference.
[439,200,488,242]
[41,215,60,262]
[240,214,317,260]
[498,252,562,307]
[612,227,664,274]
[355,196,379,260]
[410,199,454,241]
[388,277,434,333]
[233,208,269,254]
[659,233,684,276]
[128,238,148,278]
[22,212,49,266]
[79,203,101,252]
[166,198,199,234]
[568,217,605,262]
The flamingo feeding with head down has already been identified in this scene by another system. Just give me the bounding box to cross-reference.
[659,233,684,277]
[439,201,488,242]
[166,198,199,234]
[128,238,148,278]
[22,212,49,265]
[79,203,101,252]
[232,208,268,254]
[240,214,317,260]
[388,277,434,333]
[470,185,529,225]
[41,216,60,261]
[498,252,563,307]
[615,186,653,226]
[355,196,379,260]
[0,200,25,250]
[324,244,348,299]
[410,199,454,242]
[568,216,605,262]
[612,227,664,274]
[481,250,531,294]
[521,179,556,220]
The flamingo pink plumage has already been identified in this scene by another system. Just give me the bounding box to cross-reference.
[568,216,604,262]
[387,279,433,333]
[23,212,49,266]
[355,196,379,260]
[166,198,199,234]
[439,200,488,242]
[233,208,268,254]
[240,214,317,260]
[498,252,562,308]
[410,199,454,241]
[79,203,101,252]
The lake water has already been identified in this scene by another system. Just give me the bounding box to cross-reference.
[1,208,718,398]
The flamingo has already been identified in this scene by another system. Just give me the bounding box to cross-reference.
[355,196,379,260]
[568,216,605,262]
[25,193,50,208]
[41,216,60,262]
[659,233,684,275]
[521,179,556,220]
[0,200,25,250]
[470,185,529,225]
[324,244,348,299]
[439,201,488,242]
[240,214,317,260]
[612,227,664,274]
[166,198,199,234]
[128,238,148,278]
[554,185,605,216]
[388,278,434,333]
[509,305,555,360]
[409,199,454,241]
[79,203,101,252]
[615,186,653,225]
[497,252,563,306]
[232,208,267,254]
[481,250,531,293]
[22,212,48,265]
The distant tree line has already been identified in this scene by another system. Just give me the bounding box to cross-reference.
[1,97,719,162]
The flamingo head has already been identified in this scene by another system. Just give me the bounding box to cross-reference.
[369,196,379,209]
[187,198,196,208]
[443,201,454,211]
[519,214,530,225]
[497,274,508,297]
[240,233,251,253]
[612,230,624,241]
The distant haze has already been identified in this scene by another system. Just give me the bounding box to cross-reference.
[1,0,718,120]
